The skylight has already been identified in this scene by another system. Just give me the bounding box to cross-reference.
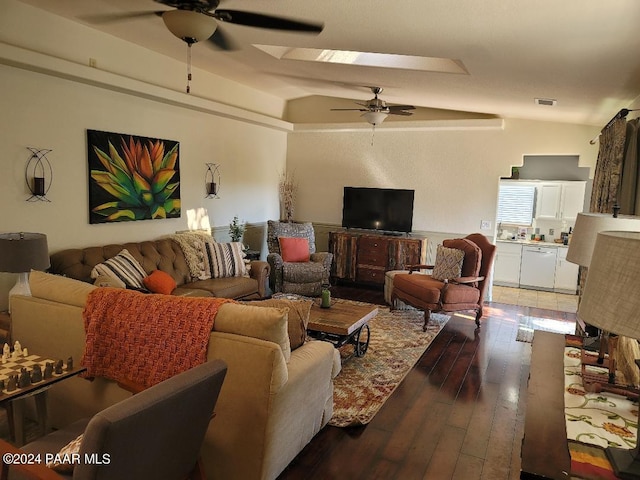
[253,45,468,74]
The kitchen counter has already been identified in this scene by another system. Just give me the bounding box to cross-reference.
[496,239,568,248]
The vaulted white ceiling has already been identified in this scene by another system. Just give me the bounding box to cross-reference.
[15,0,640,126]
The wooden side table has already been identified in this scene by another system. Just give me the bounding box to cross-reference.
[0,353,86,446]
[245,250,261,261]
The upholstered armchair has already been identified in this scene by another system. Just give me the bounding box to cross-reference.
[0,360,227,480]
[266,220,333,296]
[392,233,496,330]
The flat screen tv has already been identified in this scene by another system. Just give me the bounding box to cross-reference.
[342,187,415,234]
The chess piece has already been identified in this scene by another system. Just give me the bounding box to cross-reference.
[13,341,22,357]
[3,343,9,358]
[44,362,53,379]
[54,359,63,375]
[66,357,73,371]
[7,374,17,392]
[18,368,30,388]
[31,364,43,383]
[0,379,5,391]
[22,348,28,357]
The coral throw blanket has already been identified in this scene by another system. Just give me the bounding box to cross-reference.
[82,288,231,389]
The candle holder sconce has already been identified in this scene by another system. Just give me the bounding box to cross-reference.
[26,147,53,202]
[205,163,220,199]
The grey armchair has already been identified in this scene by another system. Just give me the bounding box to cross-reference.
[266,220,333,296]
[0,360,227,480]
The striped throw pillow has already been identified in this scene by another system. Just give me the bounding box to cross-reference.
[205,242,247,278]
[91,249,148,289]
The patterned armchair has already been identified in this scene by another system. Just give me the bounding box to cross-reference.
[266,220,333,296]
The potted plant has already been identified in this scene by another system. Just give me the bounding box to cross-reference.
[229,216,245,242]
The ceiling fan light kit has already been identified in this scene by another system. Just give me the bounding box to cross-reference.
[162,9,217,44]
[362,111,388,126]
[331,87,415,128]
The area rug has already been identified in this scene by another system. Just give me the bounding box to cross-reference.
[515,315,576,343]
[563,345,638,450]
[328,299,449,427]
[569,440,618,480]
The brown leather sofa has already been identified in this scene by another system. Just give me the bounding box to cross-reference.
[49,238,269,299]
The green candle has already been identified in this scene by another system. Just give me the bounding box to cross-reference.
[321,287,331,308]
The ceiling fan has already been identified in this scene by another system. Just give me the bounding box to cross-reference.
[331,87,416,126]
[88,0,324,92]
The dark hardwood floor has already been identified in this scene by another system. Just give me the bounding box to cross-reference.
[278,285,577,480]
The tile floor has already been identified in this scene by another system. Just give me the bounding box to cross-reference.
[491,285,578,313]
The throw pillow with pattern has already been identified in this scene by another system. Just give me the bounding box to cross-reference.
[90,249,148,289]
[205,242,247,278]
[431,245,465,281]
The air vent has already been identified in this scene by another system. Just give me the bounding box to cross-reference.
[535,98,557,106]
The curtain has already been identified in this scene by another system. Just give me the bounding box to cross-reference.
[579,115,640,342]
[589,117,628,213]
[578,117,628,336]
[619,118,640,215]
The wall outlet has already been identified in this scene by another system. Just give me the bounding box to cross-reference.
[549,228,554,235]
[480,220,491,230]
[89,58,97,68]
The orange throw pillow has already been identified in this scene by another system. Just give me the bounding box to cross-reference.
[143,270,177,295]
[279,237,310,262]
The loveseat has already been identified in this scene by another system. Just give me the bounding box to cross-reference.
[11,271,341,480]
[49,235,269,299]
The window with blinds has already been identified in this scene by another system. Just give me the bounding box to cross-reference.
[497,183,536,225]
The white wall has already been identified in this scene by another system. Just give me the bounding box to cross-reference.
[287,119,600,236]
[0,2,291,310]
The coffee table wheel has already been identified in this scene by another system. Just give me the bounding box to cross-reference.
[354,324,370,357]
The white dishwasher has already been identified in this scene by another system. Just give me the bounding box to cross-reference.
[519,245,557,291]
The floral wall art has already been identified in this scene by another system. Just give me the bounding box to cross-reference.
[87,129,181,224]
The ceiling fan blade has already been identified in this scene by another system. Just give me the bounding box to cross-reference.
[388,105,416,112]
[214,9,323,32]
[330,108,368,112]
[81,11,161,24]
[207,27,237,50]
[389,110,414,116]
[155,0,220,10]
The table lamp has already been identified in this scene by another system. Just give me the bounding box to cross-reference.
[578,230,640,479]
[0,232,50,312]
[567,212,640,268]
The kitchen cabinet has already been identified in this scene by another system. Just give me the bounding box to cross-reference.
[493,241,523,287]
[554,247,579,294]
[535,181,586,221]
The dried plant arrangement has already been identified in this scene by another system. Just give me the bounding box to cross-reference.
[279,170,297,222]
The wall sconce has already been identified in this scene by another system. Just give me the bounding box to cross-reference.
[26,147,52,202]
[205,163,221,199]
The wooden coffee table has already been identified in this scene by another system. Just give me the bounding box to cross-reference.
[307,301,378,358]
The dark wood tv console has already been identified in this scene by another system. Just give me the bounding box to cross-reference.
[329,231,426,286]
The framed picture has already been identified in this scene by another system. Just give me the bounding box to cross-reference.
[87,129,181,224]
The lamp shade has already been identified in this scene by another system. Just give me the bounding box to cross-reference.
[162,10,217,43]
[0,232,50,273]
[362,111,388,126]
[577,231,640,338]
[566,212,640,267]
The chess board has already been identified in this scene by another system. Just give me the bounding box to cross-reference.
[0,354,65,396]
